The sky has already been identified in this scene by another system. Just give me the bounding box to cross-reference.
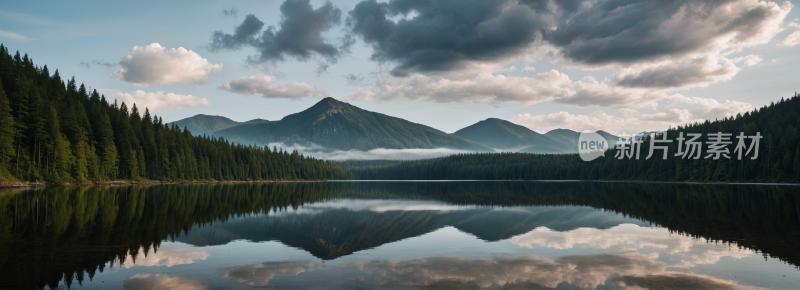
[1,0,799,135]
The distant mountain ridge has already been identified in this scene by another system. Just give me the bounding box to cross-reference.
[169,98,623,154]
[168,114,271,136]
[454,119,619,154]
[212,97,493,151]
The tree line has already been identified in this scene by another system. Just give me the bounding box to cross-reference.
[0,44,348,184]
[342,93,800,183]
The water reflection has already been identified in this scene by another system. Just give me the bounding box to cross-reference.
[511,224,753,267]
[117,245,209,269]
[340,254,745,289]
[0,182,798,289]
[220,261,319,286]
[120,274,206,290]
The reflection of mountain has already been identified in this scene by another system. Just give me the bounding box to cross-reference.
[1,182,799,289]
[174,205,646,260]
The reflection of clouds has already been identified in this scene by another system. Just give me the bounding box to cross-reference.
[121,274,207,290]
[342,254,750,289]
[220,261,318,286]
[119,246,209,268]
[510,224,752,267]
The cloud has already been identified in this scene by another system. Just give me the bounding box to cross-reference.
[546,0,792,68]
[346,0,552,77]
[117,246,209,268]
[613,56,744,90]
[121,274,206,290]
[781,31,800,46]
[342,0,790,108]
[0,29,29,41]
[350,70,667,107]
[209,14,264,51]
[209,0,347,65]
[101,89,210,110]
[522,66,536,72]
[511,96,753,133]
[80,60,117,69]
[511,224,752,267]
[219,74,328,99]
[345,0,790,75]
[268,142,474,160]
[221,8,238,18]
[220,261,318,286]
[342,73,366,86]
[341,253,749,289]
[111,43,223,86]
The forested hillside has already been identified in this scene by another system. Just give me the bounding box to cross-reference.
[168,114,271,137]
[0,44,347,184]
[343,93,800,183]
[214,97,493,151]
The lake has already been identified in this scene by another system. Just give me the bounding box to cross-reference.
[1,182,799,289]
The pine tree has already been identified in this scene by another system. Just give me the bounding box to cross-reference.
[0,78,15,173]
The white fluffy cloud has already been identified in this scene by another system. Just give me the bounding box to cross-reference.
[111,43,223,86]
[219,74,328,99]
[350,70,669,108]
[101,89,210,110]
[781,31,800,46]
[511,96,753,133]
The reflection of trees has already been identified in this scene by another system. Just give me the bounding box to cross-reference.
[0,182,798,289]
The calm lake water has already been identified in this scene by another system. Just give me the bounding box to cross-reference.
[1,182,799,289]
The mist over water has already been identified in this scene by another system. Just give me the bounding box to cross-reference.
[268,142,478,160]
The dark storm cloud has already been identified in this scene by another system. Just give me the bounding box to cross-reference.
[345,0,789,77]
[346,0,551,77]
[208,0,347,65]
[544,1,702,67]
[209,14,264,51]
[519,0,587,13]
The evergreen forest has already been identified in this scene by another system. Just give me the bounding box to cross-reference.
[342,93,800,183]
[0,44,349,184]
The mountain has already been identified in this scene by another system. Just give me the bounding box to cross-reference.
[453,119,619,154]
[540,129,619,153]
[214,97,493,151]
[453,118,566,152]
[168,114,271,136]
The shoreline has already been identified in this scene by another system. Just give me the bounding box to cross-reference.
[2,178,799,189]
[0,179,329,189]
